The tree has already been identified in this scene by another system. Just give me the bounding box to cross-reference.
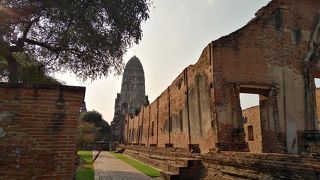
[0,53,62,84]
[0,0,151,82]
[80,110,111,142]
[77,121,100,148]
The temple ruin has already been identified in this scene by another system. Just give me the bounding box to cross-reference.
[111,56,149,143]
[122,0,320,179]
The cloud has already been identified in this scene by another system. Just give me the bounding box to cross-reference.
[178,4,185,12]
[207,0,214,5]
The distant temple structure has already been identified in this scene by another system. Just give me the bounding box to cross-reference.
[111,56,149,143]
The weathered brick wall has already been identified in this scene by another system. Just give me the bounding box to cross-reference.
[201,151,320,179]
[0,83,85,179]
[141,106,150,145]
[125,0,320,154]
[157,90,170,147]
[169,71,189,149]
[148,100,158,146]
[123,145,320,180]
[241,88,320,153]
[242,106,262,153]
[212,0,320,153]
[125,47,216,153]
[317,88,320,129]
[186,47,215,152]
[131,113,139,144]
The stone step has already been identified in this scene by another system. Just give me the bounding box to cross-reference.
[160,171,179,180]
[168,164,187,173]
[176,158,202,167]
[179,166,201,180]
[219,168,260,179]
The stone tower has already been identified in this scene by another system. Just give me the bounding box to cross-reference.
[111,56,149,142]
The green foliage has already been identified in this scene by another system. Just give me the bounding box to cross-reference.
[77,121,100,148]
[0,53,61,84]
[0,0,151,81]
[80,110,111,142]
[111,152,161,177]
[17,53,62,84]
[76,151,94,180]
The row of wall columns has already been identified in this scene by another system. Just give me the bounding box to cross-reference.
[126,67,194,149]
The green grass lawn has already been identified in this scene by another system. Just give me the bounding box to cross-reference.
[111,152,161,177]
[76,151,94,180]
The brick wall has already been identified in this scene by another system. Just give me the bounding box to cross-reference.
[211,0,320,153]
[149,100,159,146]
[125,46,216,153]
[0,83,85,179]
[123,145,320,179]
[241,87,320,153]
[317,88,320,129]
[169,72,188,149]
[124,0,320,154]
[242,106,262,153]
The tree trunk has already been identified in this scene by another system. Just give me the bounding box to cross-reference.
[6,52,20,83]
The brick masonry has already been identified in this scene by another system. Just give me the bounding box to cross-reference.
[111,56,149,143]
[241,87,320,154]
[317,88,320,129]
[122,0,320,179]
[124,0,320,154]
[242,106,262,153]
[122,145,320,179]
[0,83,85,179]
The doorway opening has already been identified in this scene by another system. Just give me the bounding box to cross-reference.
[315,78,320,129]
[238,85,271,153]
[240,93,259,110]
[239,93,260,152]
[315,78,320,88]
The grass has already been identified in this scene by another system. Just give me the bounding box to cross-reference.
[111,152,161,177]
[76,151,94,180]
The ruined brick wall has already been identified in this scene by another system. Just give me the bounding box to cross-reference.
[124,0,320,154]
[125,45,216,152]
[186,48,215,152]
[149,100,159,146]
[317,88,320,129]
[125,47,216,153]
[0,83,85,179]
[242,106,262,153]
[211,0,320,153]
[123,145,320,180]
[169,71,189,149]
[242,87,320,153]
[157,90,170,147]
[141,106,150,146]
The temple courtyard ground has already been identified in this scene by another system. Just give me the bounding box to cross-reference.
[93,151,163,180]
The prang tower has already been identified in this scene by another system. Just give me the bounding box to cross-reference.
[111,56,149,142]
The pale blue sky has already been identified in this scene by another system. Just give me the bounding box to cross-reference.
[55,0,319,123]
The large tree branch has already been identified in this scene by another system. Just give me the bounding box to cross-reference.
[11,16,42,52]
[8,45,23,53]
[25,38,62,53]
[22,16,41,39]
[24,38,96,56]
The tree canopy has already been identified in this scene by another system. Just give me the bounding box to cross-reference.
[0,0,151,82]
[0,53,62,84]
[80,110,111,142]
[77,121,100,148]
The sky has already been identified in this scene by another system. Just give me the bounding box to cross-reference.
[55,0,317,123]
